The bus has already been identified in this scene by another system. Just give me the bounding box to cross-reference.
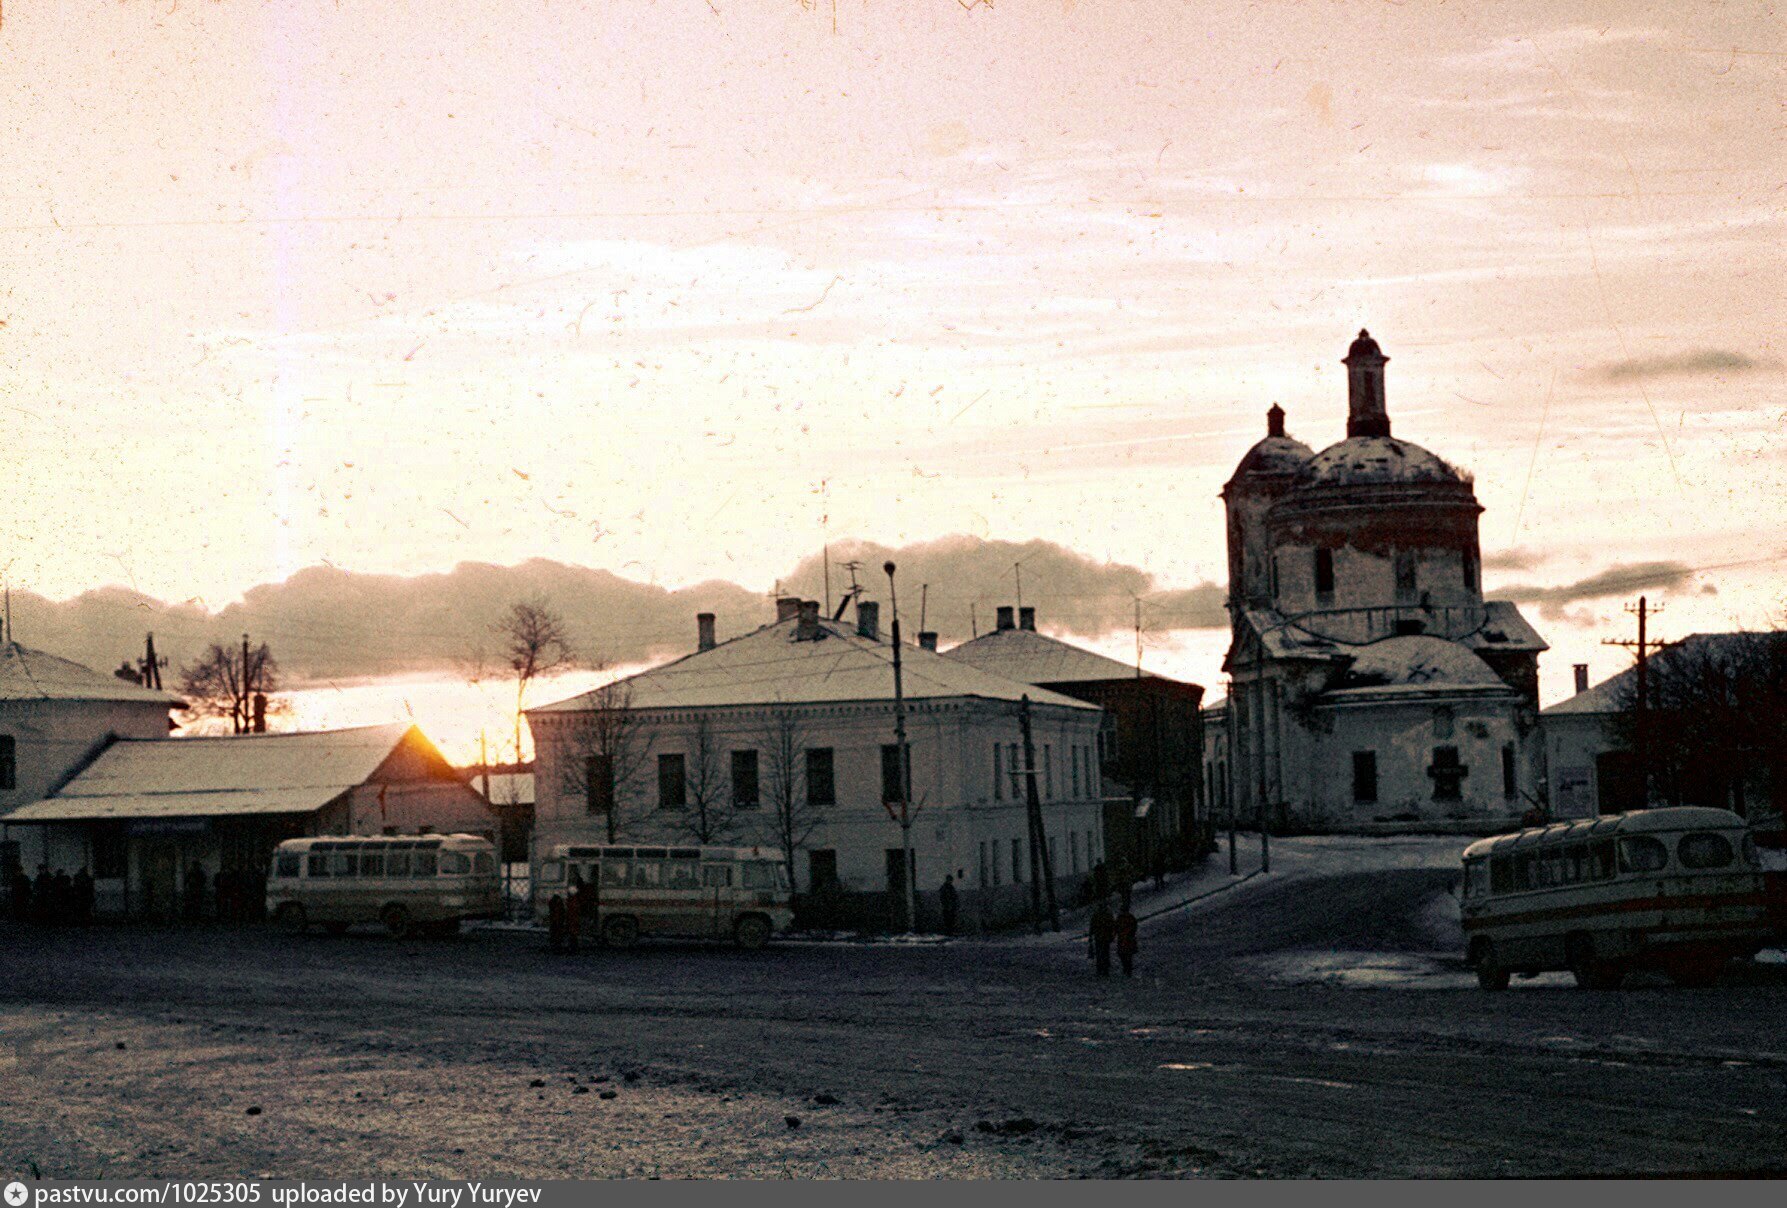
[266,834,502,938]
[534,843,794,950]
[1460,807,1771,990]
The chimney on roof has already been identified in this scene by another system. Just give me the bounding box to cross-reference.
[776,596,801,623]
[1018,606,1036,631]
[796,600,821,641]
[1573,663,1589,694]
[856,600,880,641]
[918,631,938,652]
[996,606,1015,631]
[697,612,717,652]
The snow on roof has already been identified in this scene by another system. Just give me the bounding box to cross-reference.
[1326,635,1510,697]
[6,722,427,822]
[1294,436,1468,489]
[942,626,1157,686]
[533,616,1098,714]
[1542,632,1766,716]
[0,642,182,707]
[1464,601,1549,653]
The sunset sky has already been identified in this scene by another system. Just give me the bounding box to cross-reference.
[2,1,1782,761]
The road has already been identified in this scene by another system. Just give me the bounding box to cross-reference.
[3,842,1785,1179]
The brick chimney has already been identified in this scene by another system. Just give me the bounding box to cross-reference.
[856,600,880,641]
[697,613,716,652]
[918,631,938,652]
[796,600,821,641]
[1019,606,1036,631]
[996,606,1015,631]
[1573,663,1589,694]
[777,596,801,623]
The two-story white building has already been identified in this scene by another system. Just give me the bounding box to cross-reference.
[527,599,1109,932]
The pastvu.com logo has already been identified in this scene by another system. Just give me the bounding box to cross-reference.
[5,1181,30,1207]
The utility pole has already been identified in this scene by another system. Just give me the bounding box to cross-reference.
[1018,694,1060,932]
[140,633,166,691]
[1135,598,1143,678]
[1605,595,1667,809]
[884,562,918,934]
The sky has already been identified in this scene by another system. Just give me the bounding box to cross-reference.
[1,1,1782,761]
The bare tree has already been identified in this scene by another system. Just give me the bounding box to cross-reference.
[672,713,738,845]
[759,705,824,900]
[491,596,576,764]
[557,678,655,843]
[178,641,283,733]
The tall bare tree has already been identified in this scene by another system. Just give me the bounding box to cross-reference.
[490,596,576,765]
[673,713,738,845]
[759,705,823,899]
[557,678,655,843]
[178,641,283,733]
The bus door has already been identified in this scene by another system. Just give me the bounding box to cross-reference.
[702,862,734,939]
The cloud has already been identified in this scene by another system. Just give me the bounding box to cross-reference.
[1586,349,1777,383]
[11,539,1228,689]
[1493,560,1696,619]
[1481,547,1543,572]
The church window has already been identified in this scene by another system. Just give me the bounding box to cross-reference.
[1432,706,1454,740]
[1463,548,1480,592]
[1502,744,1517,799]
[0,734,13,791]
[1429,747,1467,801]
[1394,549,1418,602]
[1314,549,1335,603]
[1352,751,1378,804]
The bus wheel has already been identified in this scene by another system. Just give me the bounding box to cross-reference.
[274,903,307,935]
[601,915,639,949]
[1567,934,1622,990]
[1472,939,1510,991]
[1666,956,1724,988]
[734,914,771,951]
[381,905,413,939]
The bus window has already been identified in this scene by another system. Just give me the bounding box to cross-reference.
[439,852,472,875]
[1618,835,1668,873]
[276,854,301,879]
[632,861,665,889]
[1678,832,1734,870]
[743,862,779,890]
[1513,853,1534,891]
[702,864,733,888]
[360,852,385,878]
[1465,860,1488,899]
[412,852,438,877]
[1563,845,1586,883]
[1590,840,1616,880]
[307,853,330,878]
[473,852,494,875]
[601,860,630,888]
[387,851,412,877]
[329,852,356,878]
[665,860,699,890]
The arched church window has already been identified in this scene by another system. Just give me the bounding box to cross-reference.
[1314,549,1335,603]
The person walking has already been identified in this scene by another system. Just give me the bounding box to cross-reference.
[1115,893,1139,978]
[938,874,959,937]
[1089,896,1115,977]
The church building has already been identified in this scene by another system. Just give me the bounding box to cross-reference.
[1214,331,1548,831]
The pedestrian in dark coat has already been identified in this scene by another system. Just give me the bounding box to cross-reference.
[1115,894,1139,978]
[938,874,959,937]
[547,893,567,952]
[1089,897,1115,977]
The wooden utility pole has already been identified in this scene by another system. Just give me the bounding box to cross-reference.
[1604,595,1667,809]
[884,562,918,934]
[1018,694,1060,933]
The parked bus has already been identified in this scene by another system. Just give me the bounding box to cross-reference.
[534,844,793,950]
[1460,807,1771,990]
[267,834,501,938]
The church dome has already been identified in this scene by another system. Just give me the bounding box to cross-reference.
[1233,434,1314,478]
[1295,435,1467,490]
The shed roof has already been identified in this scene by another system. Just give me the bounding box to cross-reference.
[6,722,432,822]
[0,642,182,707]
[533,616,1097,714]
[943,626,1160,686]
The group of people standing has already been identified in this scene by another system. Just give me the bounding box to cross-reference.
[7,864,96,926]
[1088,890,1140,977]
